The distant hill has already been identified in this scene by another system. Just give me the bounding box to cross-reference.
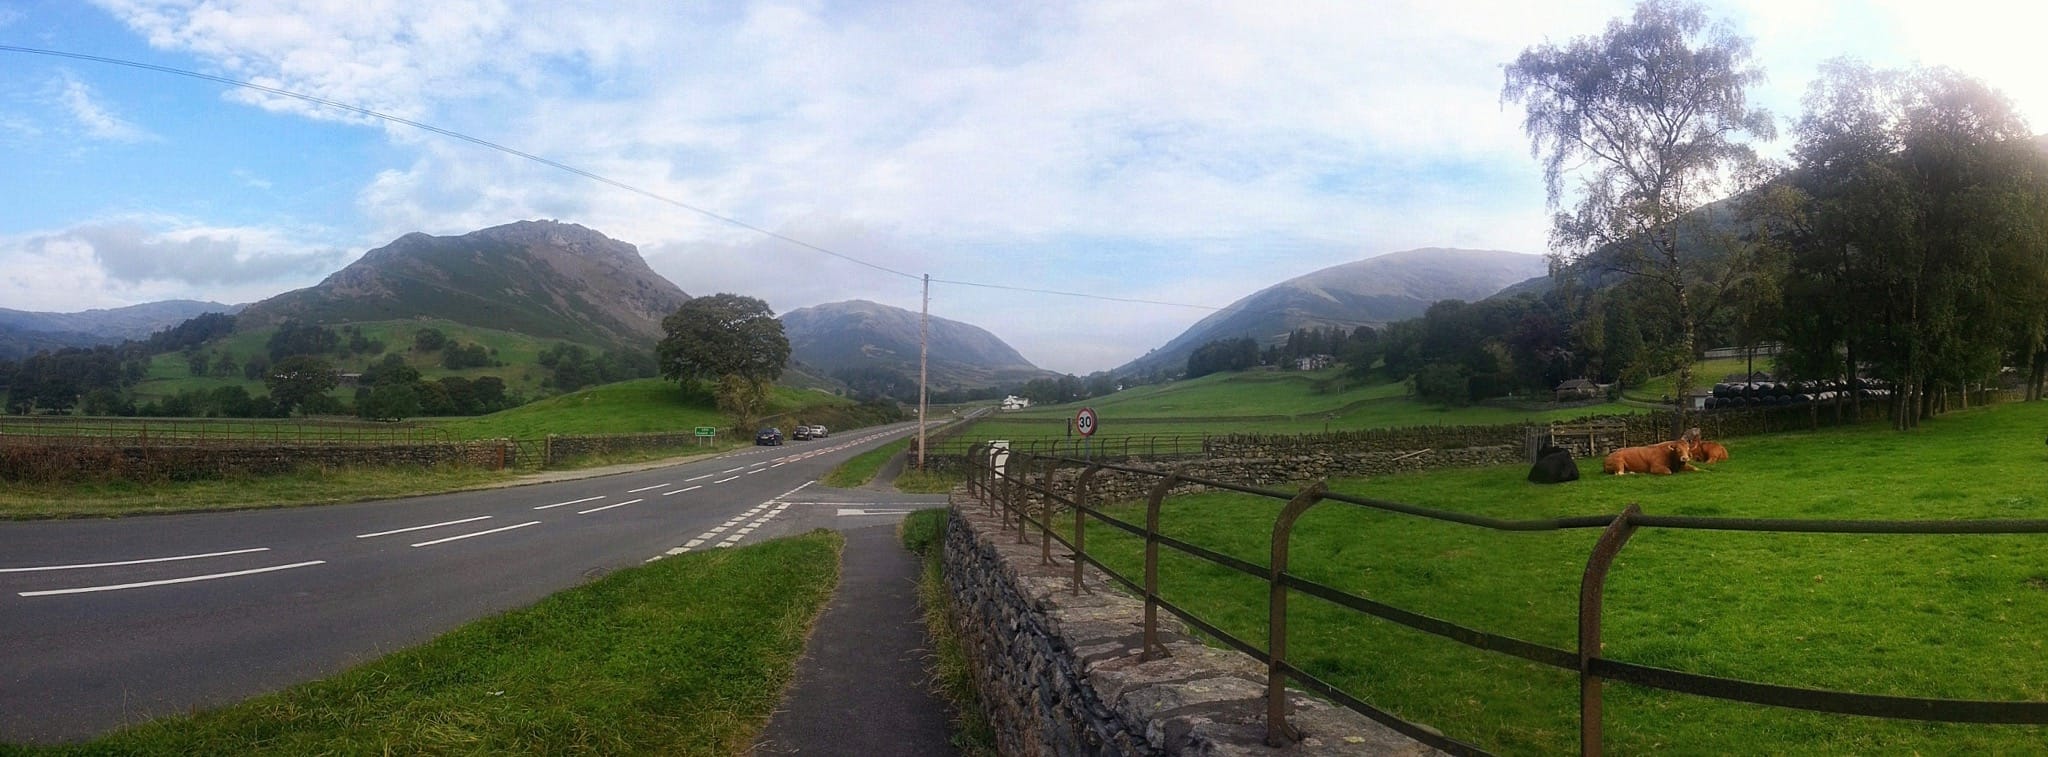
[0,300,240,360]
[780,300,1055,390]
[237,220,689,350]
[1117,248,1547,376]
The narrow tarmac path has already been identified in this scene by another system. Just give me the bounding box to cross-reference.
[753,521,957,756]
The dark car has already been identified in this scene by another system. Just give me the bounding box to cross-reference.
[755,427,783,446]
[790,425,813,441]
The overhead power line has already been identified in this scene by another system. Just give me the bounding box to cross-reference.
[3,45,1421,333]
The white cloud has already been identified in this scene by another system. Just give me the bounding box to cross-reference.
[0,218,347,311]
[65,0,2048,373]
[51,72,156,143]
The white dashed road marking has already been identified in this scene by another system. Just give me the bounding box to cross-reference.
[0,547,271,573]
[411,521,541,548]
[662,485,702,495]
[837,508,918,517]
[714,476,740,484]
[685,473,715,482]
[19,560,326,597]
[356,516,492,539]
[653,481,814,559]
[626,483,668,493]
[578,498,643,515]
[534,496,604,511]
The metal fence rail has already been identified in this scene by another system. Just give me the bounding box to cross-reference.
[964,446,2048,756]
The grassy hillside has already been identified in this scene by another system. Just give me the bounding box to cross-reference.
[1075,397,2048,754]
[435,378,859,439]
[133,318,581,402]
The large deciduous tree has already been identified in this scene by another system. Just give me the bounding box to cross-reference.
[658,294,790,424]
[265,355,339,417]
[1504,0,1774,430]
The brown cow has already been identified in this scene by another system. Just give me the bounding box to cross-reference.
[1678,428,1729,464]
[1602,440,1694,475]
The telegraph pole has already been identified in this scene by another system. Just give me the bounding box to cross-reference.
[917,273,929,470]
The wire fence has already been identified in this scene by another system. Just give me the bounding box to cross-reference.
[0,415,454,447]
[964,445,2048,756]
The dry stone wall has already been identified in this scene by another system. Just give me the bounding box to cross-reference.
[0,439,516,483]
[945,501,1439,756]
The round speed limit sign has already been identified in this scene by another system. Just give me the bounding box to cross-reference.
[1074,407,1098,437]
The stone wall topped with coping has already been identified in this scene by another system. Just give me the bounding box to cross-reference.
[944,500,1441,756]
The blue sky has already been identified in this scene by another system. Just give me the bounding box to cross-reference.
[3,1,2045,374]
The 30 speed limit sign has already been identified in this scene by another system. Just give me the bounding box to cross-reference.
[1074,407,1098,437]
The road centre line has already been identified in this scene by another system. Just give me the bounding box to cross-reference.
[721,467,745,474]
[626,483,668,493]
[535,495,604,511]
[662,485,702,495]
[770,462,786,468]
[0,547,271,573]
[746,468,764,475]
[685,474,715,482]
[20,560,326,597]
[714,476,740,484]
[578,498,643,515]
[356,516,492,539]
[750,461,769,467]
[411,521,541,548]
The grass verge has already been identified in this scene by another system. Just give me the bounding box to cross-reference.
[901,509,996,755]
[13,531,844,756]
[895,468,963,494]
[1075,399,2048,754]
[0,464,514,519]
[827,438,909,488]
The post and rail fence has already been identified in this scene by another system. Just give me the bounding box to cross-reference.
[962,443,2048,756]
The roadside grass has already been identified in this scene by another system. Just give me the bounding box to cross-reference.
[1075,399,2048,754]
[0,464,513,519]
[957,399,1638,445]
[896,468,964,494]
[901,509,997,755]
[13,531,843,756]
[827,438,910,488]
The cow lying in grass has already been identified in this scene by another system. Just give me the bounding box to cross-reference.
[1528,445,1580,484]
[1602,441,1695,475]
[1679,427,1729,464]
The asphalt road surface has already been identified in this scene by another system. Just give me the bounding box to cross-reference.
[0,421,941,744]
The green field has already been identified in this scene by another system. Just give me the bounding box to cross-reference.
[4,379,878,517]
[957,369,1635,446]
[10,532,842,755]
[1065,397,2048,754]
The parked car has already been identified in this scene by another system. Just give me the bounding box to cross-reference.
[754,427,783,445]
[791,425,814,441]
[809,425,828,438]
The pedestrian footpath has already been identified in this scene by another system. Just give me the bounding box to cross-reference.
[752,520,957,756]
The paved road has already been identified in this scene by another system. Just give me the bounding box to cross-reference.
[0,422,929,744]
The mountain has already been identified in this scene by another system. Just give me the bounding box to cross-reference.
[1117,248,1547,376]
[0,300,240,360]
[780,300,1054,389]
[237,220,689,350]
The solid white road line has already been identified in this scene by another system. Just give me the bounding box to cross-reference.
[355,516,493,539]
[0,547,271,573]
[534,495,604,511]
[662,485,702,496]
[411,521,541,548]
[626,483,668,493]
[714,476,740,484]
[578,498,643,515]
[20,560,326,597]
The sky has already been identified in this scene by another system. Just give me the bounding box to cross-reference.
[2,1,2045,375]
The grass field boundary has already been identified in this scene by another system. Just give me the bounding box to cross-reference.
[963,446,2048,755]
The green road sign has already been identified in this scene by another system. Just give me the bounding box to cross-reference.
[694,426,717,437]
